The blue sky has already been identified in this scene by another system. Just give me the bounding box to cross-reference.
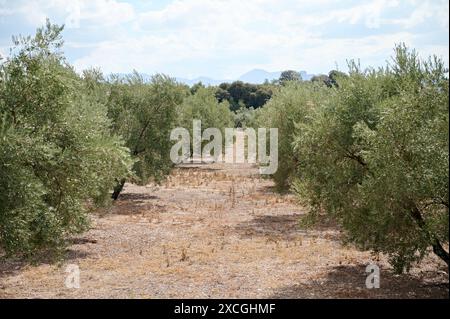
[0,0,448,79]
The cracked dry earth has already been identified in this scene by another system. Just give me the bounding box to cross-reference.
[0,162,448,299]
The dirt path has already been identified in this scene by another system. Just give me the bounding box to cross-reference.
[0,162,448,298]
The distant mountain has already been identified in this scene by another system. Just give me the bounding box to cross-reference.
[299,71,314,81]
[111,69,315,86]
[238,69,281,83]
[174,76,227,86]
[238,69,314,83]
[178,69,315,85]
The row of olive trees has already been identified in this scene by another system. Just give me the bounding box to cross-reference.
[104,76,234,199]
[0,22,132,255]
[0,21,234,256]
[256,45,449,272]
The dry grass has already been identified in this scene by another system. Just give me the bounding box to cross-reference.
[0,162,448,299]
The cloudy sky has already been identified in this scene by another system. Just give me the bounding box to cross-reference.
[0,0,448,79]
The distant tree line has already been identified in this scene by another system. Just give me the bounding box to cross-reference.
[214,82,273,111]
[196,69,349,112]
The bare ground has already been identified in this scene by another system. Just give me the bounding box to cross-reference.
[0,162,448,299]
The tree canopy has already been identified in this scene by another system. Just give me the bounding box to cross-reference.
[279,70,302,84]
[257,45,449,271]
[215,81,274,111]
[0,21,132,255]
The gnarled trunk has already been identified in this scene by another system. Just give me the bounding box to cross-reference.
[410,204,449,266]
[111,178,126,200]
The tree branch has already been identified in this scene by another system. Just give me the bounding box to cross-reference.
[410,203,449,266]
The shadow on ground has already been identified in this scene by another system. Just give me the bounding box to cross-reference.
[117,193,158,201]
[0,239,94,279]
[257,185,285,194]
[235,213,341,241]
[108,192,165,216]
[235,214,304,240]
[268,264,449,299]
[176,166,222,172]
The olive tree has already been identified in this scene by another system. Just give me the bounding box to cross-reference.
[0,21,132,255]
[279,70,302,85]
[292,45,448,271]
[256,82,329,191]
[177,86,234,135]
[106,72,186,199]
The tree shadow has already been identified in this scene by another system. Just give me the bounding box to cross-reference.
[235,213,341,241]
[235,214,303,240]
[268,264,449,299]
[68,238,98,245]
[0,239,94,279]
[258,185,289,194]
[176,166,222,172]
[118,193,159,201]
[107,192,166,216]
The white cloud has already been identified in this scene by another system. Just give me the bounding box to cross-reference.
[76,0,135,27]
[2,0,448,78]
[73,0,316,75]
[73,35,196,74]
[5,0,135,27]
[0,8,13,17]
[418,44,450,66]
[277,0,401,30]
[388,0,449,30]
[0,46,7,59]
[251,32,421,74]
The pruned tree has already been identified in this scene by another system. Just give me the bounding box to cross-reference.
[292,45,449,272]
[106,72,186,199]
[0,21,132,255]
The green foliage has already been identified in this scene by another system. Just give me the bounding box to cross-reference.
[215,81,273,110]
[256,82,330,191]
[327,69,347,87]
[178,86,233,138]
[279,70,302,85]
[179,86,233,129]
[106,72,185,184]
[175,87,233,160]
[1,20,447,274]
[291,45,449,271]
[0,21,132,255]
[190,81,206,95]
[233,104,258,129]
[310,71,347,88]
